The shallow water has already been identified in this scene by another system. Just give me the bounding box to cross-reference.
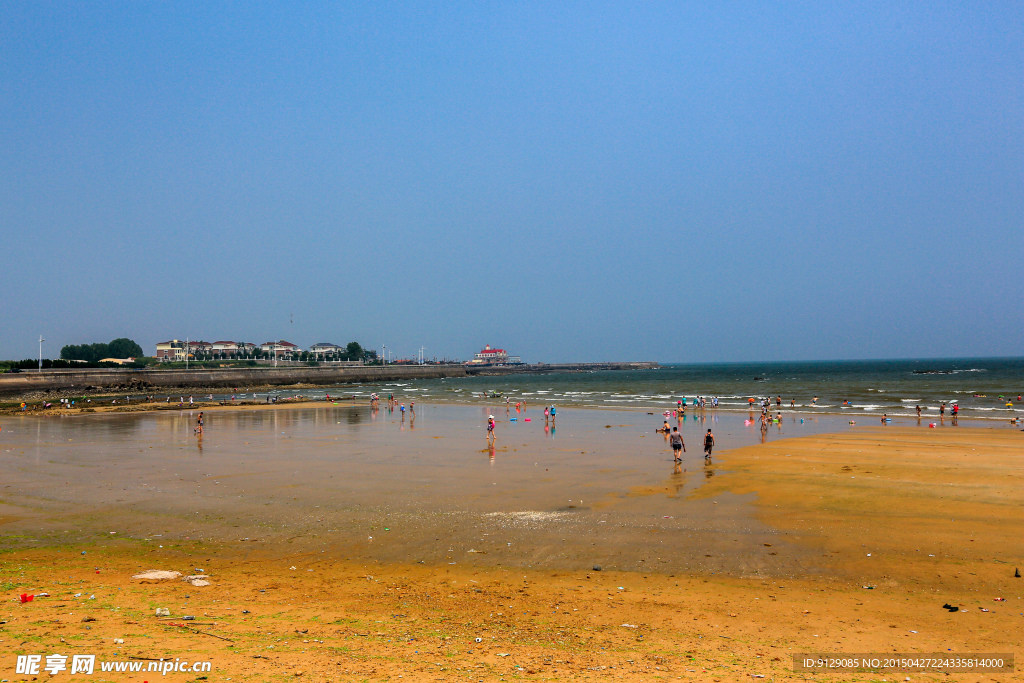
[0,403,1008,576]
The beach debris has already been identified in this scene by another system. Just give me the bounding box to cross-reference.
[862,586,875,589]
[593,565,602,571]
[942,603,958,612]
[621,623,638,628]
[995,597,1006,601]
[81,616,96,622]
[114,638,124,644]
[1015,568,1021,578]
[183,575,210,586]
[36,592,49,597]
[132,570,182,582]
[155,607,171,617]
[475,637,483,643]
[182,615,195,620]
[19,593,33,603]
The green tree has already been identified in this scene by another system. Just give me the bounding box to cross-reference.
[107,338,144,358]
[345,341,364,361]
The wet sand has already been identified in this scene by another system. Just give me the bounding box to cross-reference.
[1,406,1022,680]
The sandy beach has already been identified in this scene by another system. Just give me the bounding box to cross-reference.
[1,406,1021,681]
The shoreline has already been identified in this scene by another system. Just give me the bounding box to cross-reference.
[3,391,1020,428]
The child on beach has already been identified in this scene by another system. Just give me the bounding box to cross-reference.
[487,415,496,444]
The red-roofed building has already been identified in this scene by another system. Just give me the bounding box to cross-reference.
[466,345,521,365]
[260,340,302,358]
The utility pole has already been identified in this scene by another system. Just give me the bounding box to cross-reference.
[382,346,386,366]
[419,346,425,365]
[186,337,189,370]
[38,335,44,372]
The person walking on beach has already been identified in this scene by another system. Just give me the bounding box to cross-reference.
[703,429,715,459]
[487,415,496,444]
[194,412,204,435]
[940,402,946,416]
[669,427,685,460]
[549,405,556,424]
[916,405,922,418]
[544,406,550,422]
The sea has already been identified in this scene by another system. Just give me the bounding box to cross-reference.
[264,357,1024,421]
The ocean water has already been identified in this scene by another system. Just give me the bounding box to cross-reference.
[294,357,1024,420]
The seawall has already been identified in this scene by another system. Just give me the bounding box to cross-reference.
[0,362,659,399]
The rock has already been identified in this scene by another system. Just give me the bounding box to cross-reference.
[155,607,171,617]
[81,616,96,622]
[593,565,602,571]
[133,570,182,582]
[184,575,211,586]
[114,638,124,644]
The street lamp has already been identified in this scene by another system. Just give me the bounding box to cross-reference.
[38,335,44,372]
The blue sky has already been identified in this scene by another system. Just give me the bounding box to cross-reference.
[2,2,1021,362]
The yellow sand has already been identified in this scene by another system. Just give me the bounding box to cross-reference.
[2,427,1022,681]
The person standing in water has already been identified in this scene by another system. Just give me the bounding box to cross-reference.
[486,415,496,444]
[669,427,685,461]
[703,429,714,459]
[195,412,204,435]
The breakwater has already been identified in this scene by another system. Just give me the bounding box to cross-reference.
[0,362,658,400]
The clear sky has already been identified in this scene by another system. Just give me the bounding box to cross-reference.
[2,2,1021,363]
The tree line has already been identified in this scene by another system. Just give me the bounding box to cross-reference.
[60,338,144,363]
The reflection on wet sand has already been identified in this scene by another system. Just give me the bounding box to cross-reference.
[0,404,884,575]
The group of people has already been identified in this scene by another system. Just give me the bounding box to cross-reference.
[486,404,557,444]
[657,419,714,462]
